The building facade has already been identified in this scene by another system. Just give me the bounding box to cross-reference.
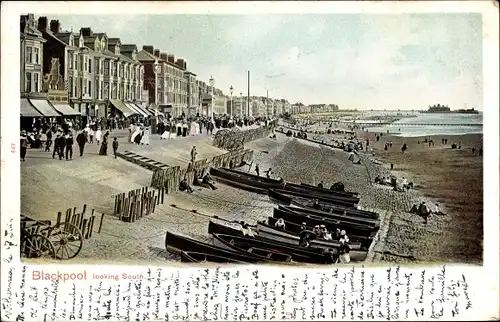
[21,14,46,97]
[184,71,198,116]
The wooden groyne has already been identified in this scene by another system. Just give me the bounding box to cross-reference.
[56,204,101,240]
[213,120,278,150]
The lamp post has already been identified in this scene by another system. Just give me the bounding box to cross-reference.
[153,62,160,122]
[229,85,233,119]
[239,92,243,117]
[209,75,215,122]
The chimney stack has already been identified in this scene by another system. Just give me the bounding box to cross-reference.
[160,53,168,61]
[154,49,160,57]
[143,45,154,54]
[50,20,61,34]
[80,27,93,37]
[167,55,175,63]
[183,61,187,70]
[176,58,184,69]
[37,16,48,32]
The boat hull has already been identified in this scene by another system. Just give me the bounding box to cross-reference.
[269,189,358,208]
[180,251,248,264]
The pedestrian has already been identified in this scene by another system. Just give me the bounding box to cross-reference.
[76,130,86,157]
[472,147,476,155]
[89,127,94,144]
[112,137,119,159]
[57,132,66,160]
[45,129,53,152]
[255,164,260,176]
[264,167,272,179]
[99,131,109,155]
[95,128,102,145]
[20,130,28,162]
[53,133,61,159]
[65,132,74,160]
[190,146,197,164]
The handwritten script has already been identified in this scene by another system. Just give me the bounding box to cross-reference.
[1,264,480,321]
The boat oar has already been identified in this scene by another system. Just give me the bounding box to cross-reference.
[169,204,257,227]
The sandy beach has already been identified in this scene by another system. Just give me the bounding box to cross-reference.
[357,131,483,264]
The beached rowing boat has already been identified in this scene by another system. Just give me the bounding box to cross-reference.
[180,251,248,264]
[256,220,362,250]
[284,204,380,227]
[210,168,284,193]
[286,182,359,198]
[292,199,379,220]
[268,189,358,208]
[212,233,335,264]
[165,231,267,263]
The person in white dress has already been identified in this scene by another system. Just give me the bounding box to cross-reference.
[131,126,142,143]
[190,121,197,136]
[195,121,200,135]
[161,122,170,140]
[140,127,151,145]
[95,128,102,145]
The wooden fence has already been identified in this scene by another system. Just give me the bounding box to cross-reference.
[113,187,165,223]
[56,204,102,240]
[150,149,254,192]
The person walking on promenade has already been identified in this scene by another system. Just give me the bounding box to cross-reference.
[65,132,74,160]
[45,129,53,152]
[95,128,102,145]
[20,130,28,162]
[76,130,86,157]
[190,146,198,165]
[112,137,119,159]
[52,133,61,159]
[99,131,110,155]
[88,127,94,144]
[208,121,214,135]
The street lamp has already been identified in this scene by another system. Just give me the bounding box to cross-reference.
[239,92,243,117]
[209,75,215,122]
[153,62,160,122]
[229,85,233,119]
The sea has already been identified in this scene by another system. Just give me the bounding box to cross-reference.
[365,113,483,137]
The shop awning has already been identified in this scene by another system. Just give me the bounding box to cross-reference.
[134,103,153,116]
[29,99,61,117]
[51,103,81,116]
[109,100,137,118]
[21,98,43,117]
[124,102,147,117]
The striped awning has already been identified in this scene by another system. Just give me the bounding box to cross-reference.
[109,100,137,118]
[29,99,61,117]
[21,98,43,117]
[134,103,153,116]
[124,102,147,117]
[51,103,81,116]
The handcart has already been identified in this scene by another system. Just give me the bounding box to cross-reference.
[20,215,83,260]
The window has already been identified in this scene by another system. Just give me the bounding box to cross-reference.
[113,63,117,77]
[73,77,77,97]
[88,80,91,95]
[73,54,77,69]
[34,73,39,92]
[69,77,73,95]
[84,57,88,72]
[68,55,73,70]
[104,61,109,76]
[88,59,92,73]
[95,60,99,74]
[26,46,32,63]
[83,80,87,97]
[34,47,39,64]
[25,72,32,92]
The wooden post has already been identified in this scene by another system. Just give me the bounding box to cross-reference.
[129,202,135,223]
[74,213,81,228]
[73,207,77,218]
[65,209,70,223]
[152,196,158,213]
[114,195,118,215]
[156,189,160,205]
[88,215,95,239]
[98,213,105,233]
[81,219,88,239]
[82,204,87,216]
[56,212,62,226]
[161,188,165,204]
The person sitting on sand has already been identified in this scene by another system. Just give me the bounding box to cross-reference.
[317,181,324,189]
[418,201,431,224]
[264,167,273,179]
[401,143,408,153]
[202,173,217,190]
[312,199,322,210]
[274,218,286,230]
[179,177,194,193]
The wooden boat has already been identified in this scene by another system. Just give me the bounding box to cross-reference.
[212,233,334,264]
[273,207,377,246]
[293,200,379,219]
[208,221,325,255]
[286,182,359,198]
[284,205,380,228]
[180,251,248,264]
[256,221,362,251]
[268,189,358,208]
[210,168,283,194]
[165,231,267,263]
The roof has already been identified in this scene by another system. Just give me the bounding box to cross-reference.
[42,30,68,47]
[94,32,107,38]
[137,50,158,62]
[108,38,121,45]
[102,49,118,59]
[121,44,137,53]
[118,54,133,63]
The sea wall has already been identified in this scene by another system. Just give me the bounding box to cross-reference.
[212,120,278,150]
[150,149,254,193]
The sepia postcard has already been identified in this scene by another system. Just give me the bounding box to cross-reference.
[1,1,499,321]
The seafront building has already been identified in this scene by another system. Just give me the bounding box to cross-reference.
[20,13,299,121]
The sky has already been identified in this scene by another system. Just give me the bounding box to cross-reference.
[50,13,483,110]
